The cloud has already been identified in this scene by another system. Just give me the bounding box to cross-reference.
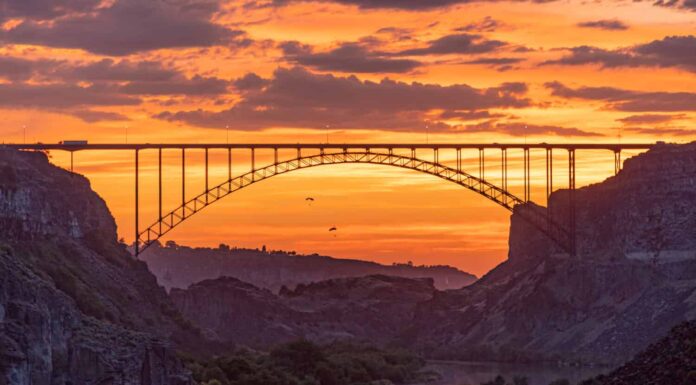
[156,66,531,131]
[455,17,504,33]
[0,0,242,55]
[0,0,101,22]
[544,35,696,73]
[270,0,554,10]
[395,33,507,56]
[623,127,696,136]
[0,56,61,81]
[54,59,181,82]
[546,81,696,112]
[439,110,507,120]
[653,0,696,11]
[280,41,422,73]
[617,114,687,125]
[119,75,230,96]
[577,19,629,31]
[0,83,141,109]
[69,110,131,123]
[459,120,601,137]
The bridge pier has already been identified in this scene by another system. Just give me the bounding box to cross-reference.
[135,149,139,257]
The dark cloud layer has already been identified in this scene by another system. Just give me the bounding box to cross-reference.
[617,114,686,125]
[396,33,507,56]
[281,42,422,73]
[157,66,531,131]
[545,35,696,73]
[0,83,141,109]
[460,121,600,137]
[577,19,629,30]
[1,0,242,55]
[0,55,230,121]
[455,17,504,33]
[546,81,696,112]
[0,0,101,21]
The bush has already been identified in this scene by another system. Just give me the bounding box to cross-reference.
[184,340,429,385]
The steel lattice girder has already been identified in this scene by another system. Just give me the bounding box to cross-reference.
[138,151,572,254]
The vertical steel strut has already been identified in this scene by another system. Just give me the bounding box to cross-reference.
[135,149,139,257]
[614,150,621,175]
[456,148,461,182]
[205,148,209,203]
[228,148,232,190]
[569,149,576,256]
[181,148,186,219]
[523,148,530,201]
[251,148,255,181]
[158,148,162,235]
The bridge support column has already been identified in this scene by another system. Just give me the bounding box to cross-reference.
[158,148,162,235]
[523,148,530,201]
[135,149,139,257]
[569,149,576,256]
[205,148,209,203]
[181,149,186,219]
[251,148,256,181]
[456,148,461,182]
[228,148,232,191]
[478,148,484,190]
[614,150,621,175]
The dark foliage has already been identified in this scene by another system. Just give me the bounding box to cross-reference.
[181,340,432,385]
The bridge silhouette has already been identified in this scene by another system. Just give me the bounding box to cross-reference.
[10,142,655,256]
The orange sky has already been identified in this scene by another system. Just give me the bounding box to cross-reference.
[2,0,695,276]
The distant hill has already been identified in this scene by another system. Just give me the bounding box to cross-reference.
[170,274,437,348]
[139,242,477,292]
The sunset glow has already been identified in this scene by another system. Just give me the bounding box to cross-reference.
[3,0,695,276]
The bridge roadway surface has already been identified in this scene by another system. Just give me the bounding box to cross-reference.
[5,143,656,151]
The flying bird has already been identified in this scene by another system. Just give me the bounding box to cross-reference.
[328,226,337,232]
[305,197,314,201]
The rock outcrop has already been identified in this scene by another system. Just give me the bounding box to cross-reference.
[170,275,436,348]
[166,142,696,366]
[0,148,193,384]
[404,142,696,364]
[582,320,696,385]
[140,242,476,292]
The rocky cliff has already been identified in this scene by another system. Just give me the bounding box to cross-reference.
[581,320,695,385]
[140,242,476,292]
[170,274,436,348]
[0,148,194,384]
[167,142,696,366]
[404,142,696,364]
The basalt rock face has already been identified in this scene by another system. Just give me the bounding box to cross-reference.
[404,142,696,365]
[140,242,476,293]
[0,148,192,385]
[582,320,696,385]
[170,275,436,348]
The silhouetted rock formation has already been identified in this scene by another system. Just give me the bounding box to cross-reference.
[405,142,696,364]
[170,275,436,348]
[167,142,696,366]
[0,148,193,384]
[581,320,696,385]
[140,241,476,292]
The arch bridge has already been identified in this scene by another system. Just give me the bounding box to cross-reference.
[9,142,655,256]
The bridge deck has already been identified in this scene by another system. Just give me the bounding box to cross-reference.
[3,143,656,151]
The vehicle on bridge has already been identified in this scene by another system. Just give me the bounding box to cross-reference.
[60,140,88,146]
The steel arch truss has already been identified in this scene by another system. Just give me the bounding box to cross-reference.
[136,150,572,255]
